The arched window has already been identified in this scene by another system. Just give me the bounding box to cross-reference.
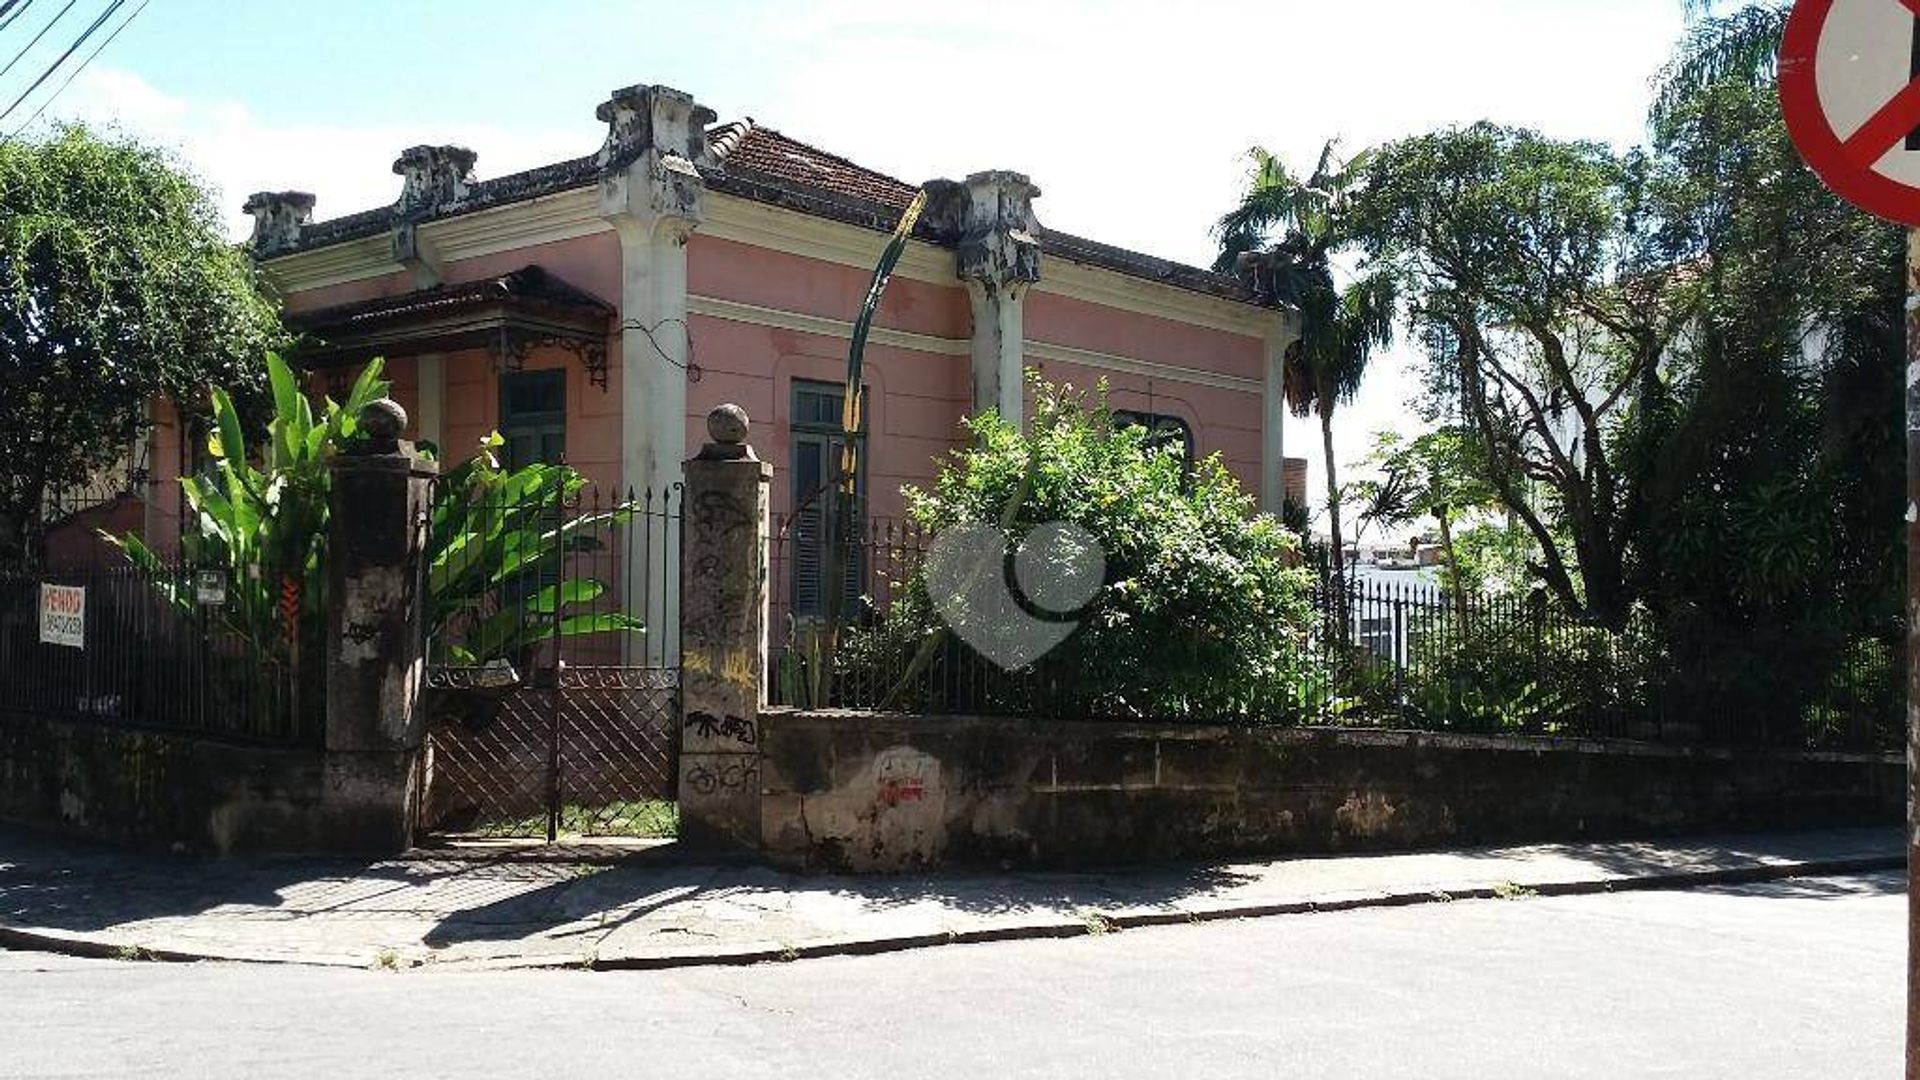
[1112,409,1194,470]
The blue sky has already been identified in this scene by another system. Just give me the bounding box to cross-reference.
[13,0,1696,529]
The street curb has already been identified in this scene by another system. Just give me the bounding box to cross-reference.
[1,852,1898,972]
[565,852,1907,971]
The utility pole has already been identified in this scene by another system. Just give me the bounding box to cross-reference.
[1897,29,1920,1057]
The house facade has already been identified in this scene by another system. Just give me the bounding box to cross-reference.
[141,82,1306,655]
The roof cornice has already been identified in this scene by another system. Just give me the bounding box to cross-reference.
[262,124,1274,311]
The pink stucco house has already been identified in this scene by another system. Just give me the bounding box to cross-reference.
[142,83,1306,656]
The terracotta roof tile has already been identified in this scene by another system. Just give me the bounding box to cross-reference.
[715,124,919,211]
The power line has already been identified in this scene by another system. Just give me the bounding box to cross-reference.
[0,0,75,84]
[0,0,125,130]
[0,1,37,36]
[2,0,143,145]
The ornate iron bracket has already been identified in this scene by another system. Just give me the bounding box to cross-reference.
[490,329,612,391]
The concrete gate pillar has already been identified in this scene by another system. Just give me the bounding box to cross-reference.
[678,404,771,854]
[323,400,437,852]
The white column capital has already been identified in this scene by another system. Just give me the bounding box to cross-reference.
[242,191,315,258]
[596,83,713,237]
[392,144,477,219]
[936,170,1043,294]
[935,171,1042,427]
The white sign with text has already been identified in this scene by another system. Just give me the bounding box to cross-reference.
[38,584,84,649]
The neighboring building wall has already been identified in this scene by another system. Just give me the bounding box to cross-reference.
[39,496,145,572]
[141,398,187,558]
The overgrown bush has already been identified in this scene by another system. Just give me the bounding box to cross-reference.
[848,378,1317,719]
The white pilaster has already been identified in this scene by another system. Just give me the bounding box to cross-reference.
[1260,314,1299,515]
[608,215,695,500]
[596,83,713,666]
[965,278,1028,425]
[416,353,445,450]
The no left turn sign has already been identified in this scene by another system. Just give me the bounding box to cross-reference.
[1782,0,1920,225]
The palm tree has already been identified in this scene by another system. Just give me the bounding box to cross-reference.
[1651,1,1789,125]
[1213,142,1395,637]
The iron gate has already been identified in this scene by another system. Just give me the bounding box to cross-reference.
[420,663,678,839]
[417,480,681,840]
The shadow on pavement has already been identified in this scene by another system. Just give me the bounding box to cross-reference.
[418,858,1260,951]
[1440,826,1903,901]
[0,823,1902,961]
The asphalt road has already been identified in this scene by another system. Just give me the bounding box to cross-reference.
[0,872,1902,1079]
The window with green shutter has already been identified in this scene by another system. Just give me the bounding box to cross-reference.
[499,370,567,470]
[790,379,865,617]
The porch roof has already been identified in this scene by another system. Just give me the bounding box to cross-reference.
[286,265,615,388]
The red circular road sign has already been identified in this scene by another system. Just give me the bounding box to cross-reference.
[1782,0,1920,226]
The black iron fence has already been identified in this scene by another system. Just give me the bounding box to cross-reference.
[766,522,1902,752]
[424,482,680,672]
[769,514,933,711]
[0,557,324,745]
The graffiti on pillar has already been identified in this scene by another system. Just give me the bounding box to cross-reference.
[685,487,757,648]
[682,647,756,688]
[692,489,752,537]
[687,759,759,795]
[687,710,757,746]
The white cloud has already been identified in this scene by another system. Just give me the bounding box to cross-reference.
[48,67,590,241]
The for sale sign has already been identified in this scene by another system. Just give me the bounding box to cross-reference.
[38,584,84,649]
[1781,0,1920,225]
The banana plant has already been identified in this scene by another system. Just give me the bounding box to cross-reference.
[104,352,389,661]
[424,433,643,667]
[106,351,643,672]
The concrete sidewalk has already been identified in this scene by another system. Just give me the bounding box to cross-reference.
[0,826,1900,971]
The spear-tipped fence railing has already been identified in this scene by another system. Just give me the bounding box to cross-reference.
[765,523,1899,752]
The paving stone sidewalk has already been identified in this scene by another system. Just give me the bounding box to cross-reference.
[0,826,1900,971]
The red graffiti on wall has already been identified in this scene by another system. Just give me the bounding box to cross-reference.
[876,776,926,807]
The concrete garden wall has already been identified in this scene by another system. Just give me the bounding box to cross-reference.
[0,712,357,853]
[757,710,1904,872]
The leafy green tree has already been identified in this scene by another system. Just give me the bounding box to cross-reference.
[1214,142,1395,625]
[1353,8,1901,740]
[0,124,284,562]
[1635,25,1902,738]
[1651,1,1788,126]
[1354,124,1698,627]
[869,378,1317,719]
[1447,520,1543,597]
